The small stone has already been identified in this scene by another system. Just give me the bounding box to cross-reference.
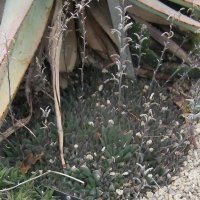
[196,127,200,133]
[165,194,173,200]
[116,189,123,196]
[146,192,154,198]
[194,150,198,159]
[171,186,177,191]
[184,171,189,176]
[174,194,182,199]
[86,154,93,160]
[168,188,175,194]
[183,161,188,166]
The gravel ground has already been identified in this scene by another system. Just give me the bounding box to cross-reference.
[139,122,200,200]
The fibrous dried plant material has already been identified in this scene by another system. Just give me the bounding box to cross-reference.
[48,0,66,168]
[19,150,45,174]
[0,63,34,142]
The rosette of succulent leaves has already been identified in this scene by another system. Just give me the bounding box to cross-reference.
[1,62,190,199]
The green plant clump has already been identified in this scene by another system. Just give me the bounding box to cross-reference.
[1,66,189,199]
[0,165,56,200]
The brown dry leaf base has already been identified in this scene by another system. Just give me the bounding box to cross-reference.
[19,150,45,174]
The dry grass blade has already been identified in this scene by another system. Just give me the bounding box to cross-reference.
[48,1,66,168]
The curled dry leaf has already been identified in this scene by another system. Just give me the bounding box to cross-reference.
[96,132,101,138]
[19,150,45,174]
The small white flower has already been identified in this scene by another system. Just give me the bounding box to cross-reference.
[99,85,103,91]
[118,23,123,30]
[116,189,123,196]
[86,154,93,160]
[150,93,154,101]
[136,132,142,138]
[143,102,150,109]
[108,119,114,125]
[175,151,181,155]
[161,107,168,113]
[102,68,108,73]
[159,93,167,101]
[74,144,78,149]
[184,141,190,145]
[141,121,145,126]
[123,104,126,108]
[159,120,162,125]
[39,170,43,175]
[49,159,55,163]
[88,121,94,127]
[143,89,147,93]
[161,136,168,142]
[107,100,110,105]
[110,172,116,176]
[71,166,78,171]
[149,148,154,152]
[147,174,153,178]
[122,172,129,176]
[75,3,82,10]
[167,173,171,179]
[121,111,127,115]
[149,109,153,116]
[162,95,167,101]
[40,106,51,118]
[174,121,179,126]
[94,152,97,156]
[148,116,156,121]
[144,85,149,90]
[180,129,185,133]
[101,147,106,152]
[146,140,152,145]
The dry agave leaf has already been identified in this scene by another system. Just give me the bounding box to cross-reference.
[124,1,170,25]
[84,8,118,63]
[0,0,53,129]
[169,85,192,114]
[48,0,66,168]
[59,2,77,73]
[128,0,200,32]
[19,150,45,174]
[168,0,200,9]
[89,0,117,45]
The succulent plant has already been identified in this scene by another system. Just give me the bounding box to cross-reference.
[1,65,190,199]
[128,22,160,69]
[0,165,56,200]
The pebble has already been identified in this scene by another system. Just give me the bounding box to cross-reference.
[139,122,200,200]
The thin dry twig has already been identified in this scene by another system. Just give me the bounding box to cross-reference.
[0,170,84,192]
